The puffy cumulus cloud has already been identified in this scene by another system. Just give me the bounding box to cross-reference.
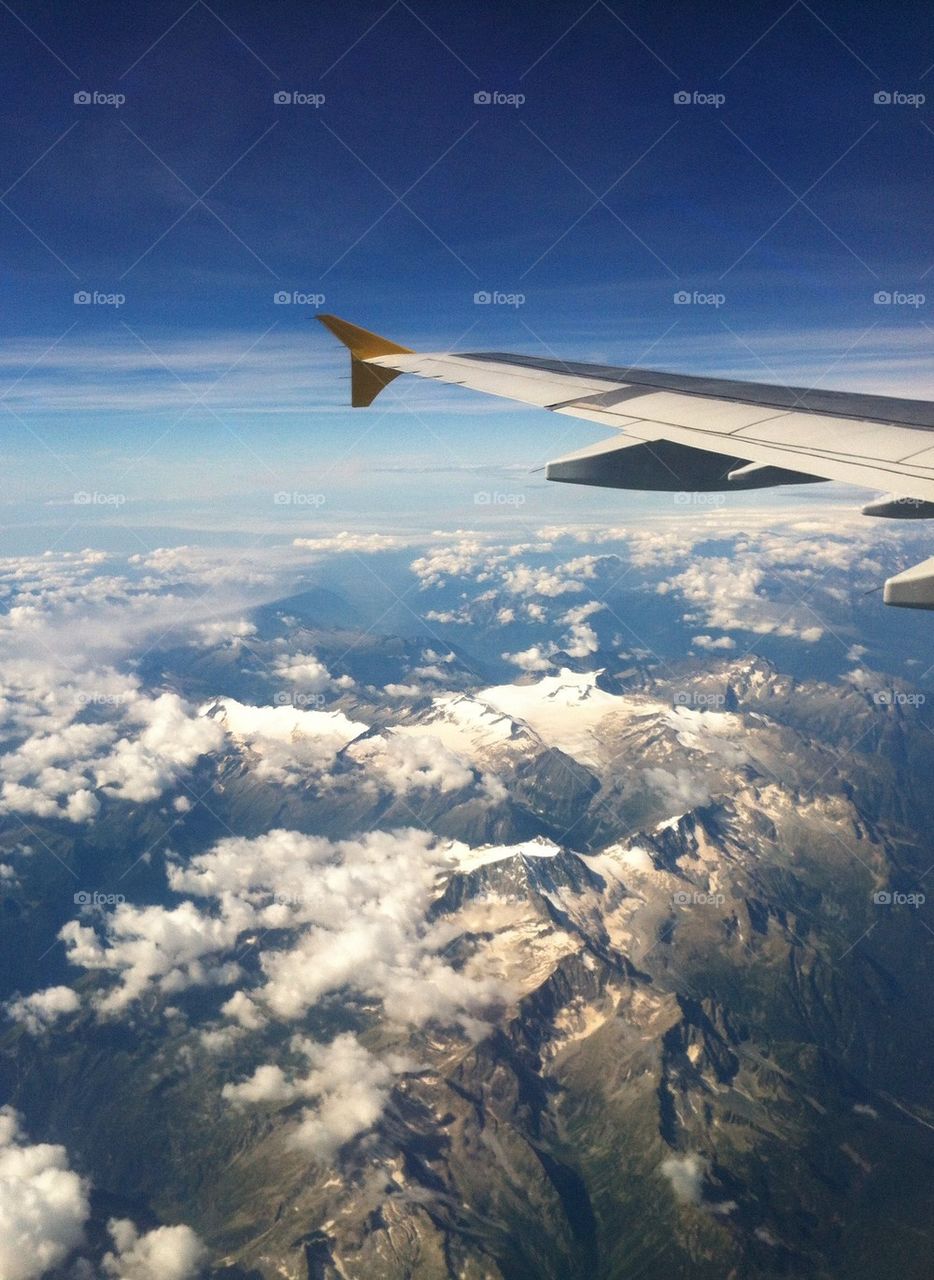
[562,622,599,658]
[64,829,506,1030]
[559,601,604,657]
[651,517,917,641]
[502,645,555,673]
[691,634,735,651]
[346,733,475,796]
[501,559,596,599]
[0,676,222,822]
[292,531,405,555]
[0,545,293,824]
[410,538,501,588]
[220,990,266,1031]
[60,899,248,1016]
[93,693,225,804]
[271,651,354,692]
[6,984,80,1034]
[0,1107,90,1280]
[657,558,822,642]
[561,601,603,627]
[0,538,445,824]
[660,1152,705,1205]
[169,828,506,1027]
[224,1033,401,1159]
[189,617,257,648]
[642,766,713,812]
[102,1217,207,1280]
[383,682,424,698]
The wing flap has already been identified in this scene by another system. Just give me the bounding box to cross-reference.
[546,434,820,491]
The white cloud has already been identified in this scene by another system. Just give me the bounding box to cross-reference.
[272,652,353,692]
[502,645,555,672]
[189,618,257,648]
[6,985,80,1034]
[63,828,507,1031]
[691,634,736,651]
[102,1217,207,1280]
[223,1033,400,1160]
[0,1107,90,1280]
[346,732,475,795]
[642,766,713,812]
[292,531,404,555]
[661,1152,705,1205]
[60,899,249,1016]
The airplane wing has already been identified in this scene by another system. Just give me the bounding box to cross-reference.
[318,314,934,609]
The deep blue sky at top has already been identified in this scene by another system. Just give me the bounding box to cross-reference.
[0,0,931,527]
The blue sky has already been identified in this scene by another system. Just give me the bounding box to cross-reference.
[0,0,932,539]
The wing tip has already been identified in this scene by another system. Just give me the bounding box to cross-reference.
[317,314,414,360]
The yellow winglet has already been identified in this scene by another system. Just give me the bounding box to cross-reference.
[317,314,413,359]
[317,314,414,407]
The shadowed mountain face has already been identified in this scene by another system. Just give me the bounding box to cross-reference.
[1,543,934,1280]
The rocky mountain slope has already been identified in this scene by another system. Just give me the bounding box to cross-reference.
[2,635,933,1279]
